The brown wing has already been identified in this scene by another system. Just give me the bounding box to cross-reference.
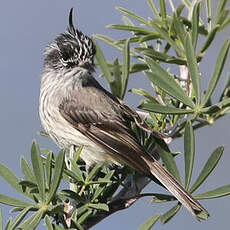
[59,97,155,174]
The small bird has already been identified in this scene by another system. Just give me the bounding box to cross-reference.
[39,9,208,219]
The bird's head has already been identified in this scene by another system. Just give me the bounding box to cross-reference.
[44,8,96,72]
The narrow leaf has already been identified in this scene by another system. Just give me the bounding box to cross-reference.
[138,214,161,230]
[173,14,186,46]
[149,21,183,55]
[185,33,200,104]
[120,39,130,99]
[130,88,158,102]
[116,7,149,25]
[0,163,31,200]
[78,209,92,225]
[199,25,219,54]
[0,194,32,208]
[110,59,122,97]
[139,103,193,114]
[20,211,44,230]
[45,215,54,230]
[195,184,230,199]
[45,152,53,190]
[107,24,156,35]
[215,0,228,25]
[191,2,200,49]
[9,206,31,230]
[190,146,224,193]
[74,145,83,163]
[160,0,166,19]
[0,208,2,230]
[160,204,181,224]
[21,157,36,182]
[184,121,195,189]
[69,159,84,182]
[93,38,113,83]
[85,163,102,183]
[145,57,195,108]
[31,141,45,201]
[88,203,109,212]
[94,35,122,51]
[202,39,230,106]
[157,145,181,183]
[136,47,186,64]
[147,0,161,19]
[47,150,65,203]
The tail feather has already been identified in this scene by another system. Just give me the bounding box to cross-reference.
[142,156,209,219]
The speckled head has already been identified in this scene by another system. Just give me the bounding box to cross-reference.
[44,8,96,72]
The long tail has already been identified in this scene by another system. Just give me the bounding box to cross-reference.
[141,156,209,220]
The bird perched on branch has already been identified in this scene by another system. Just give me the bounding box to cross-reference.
[39,8,209,219]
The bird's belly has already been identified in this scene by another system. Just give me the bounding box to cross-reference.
[45,116,119,167]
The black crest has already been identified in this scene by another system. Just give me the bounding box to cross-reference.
[44,8,96,70]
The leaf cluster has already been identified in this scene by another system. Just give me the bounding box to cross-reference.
[0,0,230,229]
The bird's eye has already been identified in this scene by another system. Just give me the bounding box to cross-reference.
[62,53,69,62]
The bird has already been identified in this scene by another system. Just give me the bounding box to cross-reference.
[39,8,209,220]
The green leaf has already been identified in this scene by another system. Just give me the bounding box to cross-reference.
[184,33,200,104]
[195,184,230,200]
[147,0,161,19]
[145,57,195,108]
[139,103,193,114]
[0,163,31,200]
[160,0,166,19]
[110,58,122,98]
[45,215,54,230]
[116,7,149,26]
[149,21,183,55]
[21,157,36,183]
[199,25,220,54]
[160,204,181,224]
[88,203,109,212]
[120,39,130,99]
[69,159,84,182]
[31,141,45,202]
[201,98,230,114]
[190,146,224,193]
[135,47,186,65]
[19,210,44,230]
[0,194,33,208]
[0,208,2,230]
[202,39,230,106]
[151,193,175,203]
[130,88,158,102]
[138,214,161,230]
[93,38,113,83]
[107,24,157,36]
[172,14,186,46]
[122,15,134,26]
[5,218,13,230]
[94,35,123,51]
[8,206,31,230]
[85,163,102,184]
[184,121,195,190]
[74,145,83,163]
[59,190,86,204]
[78,209,92,225]
[45,151,53,190]
[47,150,65,203]
[157,145,181,183]
[191,2,200,49]
[215,0,228,25]
[130,63,148,73]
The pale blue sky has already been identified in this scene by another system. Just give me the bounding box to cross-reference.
[0,1,230,229]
